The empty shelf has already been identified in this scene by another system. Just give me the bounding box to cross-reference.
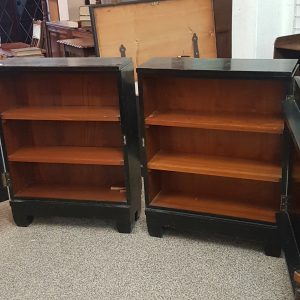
[2,106,120,122]
[150,192,276,223]
[9,146,124,165]
[15,184,126,202]
[145,111,283,134]
[148,151,281,182]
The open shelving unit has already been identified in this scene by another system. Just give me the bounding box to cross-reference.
[138,57,298,256]
[0,58,141,232]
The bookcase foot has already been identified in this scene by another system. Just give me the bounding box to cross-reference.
[135,210,140,221]
[116,220,133,234]
[12,213,34,227]
[147,222,163,238]
[264,237,281,257]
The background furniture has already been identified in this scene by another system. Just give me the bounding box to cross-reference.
[0,57,141,233]
[46,21,94,57]
[90,0,232,61]
[31,20,43,48]
[0,42,30,59]
[274,34,300,60]
[43,0,60,21]
[57,38,95,57]
[137,57,298,257]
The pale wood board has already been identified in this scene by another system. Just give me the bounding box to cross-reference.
[93,0,217,69]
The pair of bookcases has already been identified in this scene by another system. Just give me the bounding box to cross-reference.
[0,58,298,258]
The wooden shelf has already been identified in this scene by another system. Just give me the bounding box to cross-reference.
[2,106,120,122]
[145,111,283,134]
[9,146,124,165]
[148,151,281,182]
[150,192,276,223]
[15,184,126,202]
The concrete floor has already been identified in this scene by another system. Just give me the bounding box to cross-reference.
[0,201,294,300]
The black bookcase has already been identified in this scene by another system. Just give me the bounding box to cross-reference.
[137,57,298,256]
[0,57,141,233]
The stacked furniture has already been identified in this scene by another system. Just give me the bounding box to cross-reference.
[0,57,141,233]
[137,57,298,256]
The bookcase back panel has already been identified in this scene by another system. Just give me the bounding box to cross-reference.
[0,74,17,112]
[10,163,125,200]
[146,126,281,163]
[3,121,122,155]
[15,72,119,107]
[159,172,279,204]
[148,171,279,221]
[142,77,287,116]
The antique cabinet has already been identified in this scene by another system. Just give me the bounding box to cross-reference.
[137,57,298,256]
[46,21,94,57]
[0,57,141,233]
[274,34,300,60]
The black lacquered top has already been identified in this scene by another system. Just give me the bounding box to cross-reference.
[137,58,298,79]
[0,57,132,71]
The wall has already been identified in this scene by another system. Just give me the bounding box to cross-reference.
[232,0,295,58]
[58,0,69,20]
[68,0,85,20]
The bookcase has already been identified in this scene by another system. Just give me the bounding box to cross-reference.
[0,57,141,233]
[137,57,298,256]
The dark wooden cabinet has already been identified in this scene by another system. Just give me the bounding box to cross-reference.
[137,57,298,256]
[0,57,141,233]
[46,22,94,57]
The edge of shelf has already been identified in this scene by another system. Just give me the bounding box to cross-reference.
[145,111,283,134]
[148,151,281,182]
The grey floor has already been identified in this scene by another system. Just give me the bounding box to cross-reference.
[0,201,294,300]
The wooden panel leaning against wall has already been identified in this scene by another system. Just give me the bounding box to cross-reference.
[90,0,232,67]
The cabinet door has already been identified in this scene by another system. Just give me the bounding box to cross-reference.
[279,92,300,290]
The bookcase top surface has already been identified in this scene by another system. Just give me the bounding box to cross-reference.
[0,57,132,71]
[137,58,298,78]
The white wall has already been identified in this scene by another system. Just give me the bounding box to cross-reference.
[233,0,295,58]
[68,0,85,20]
[58,0,69,20]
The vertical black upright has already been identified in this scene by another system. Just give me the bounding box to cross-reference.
[280,77,300,290]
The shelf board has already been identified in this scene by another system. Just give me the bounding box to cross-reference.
[9,146,124,165]
[2,106,120,122]
[148,151,281,182]
[145,111,283,134]
[15,184,126,202]
[150,192,276,223]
